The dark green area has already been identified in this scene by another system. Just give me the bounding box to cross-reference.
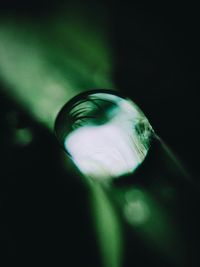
[0,1,200,267]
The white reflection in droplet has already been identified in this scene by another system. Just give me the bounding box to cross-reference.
[64,94,152,181]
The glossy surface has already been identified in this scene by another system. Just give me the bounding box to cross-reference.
[55,90,154,182]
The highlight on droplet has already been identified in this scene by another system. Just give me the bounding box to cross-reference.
[55,90,154,181]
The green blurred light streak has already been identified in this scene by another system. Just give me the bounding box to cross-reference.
[90,182,123,267]
[0,16,114,130]
[0,11,120,267]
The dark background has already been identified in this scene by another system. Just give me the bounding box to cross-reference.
[0,1,199,266]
